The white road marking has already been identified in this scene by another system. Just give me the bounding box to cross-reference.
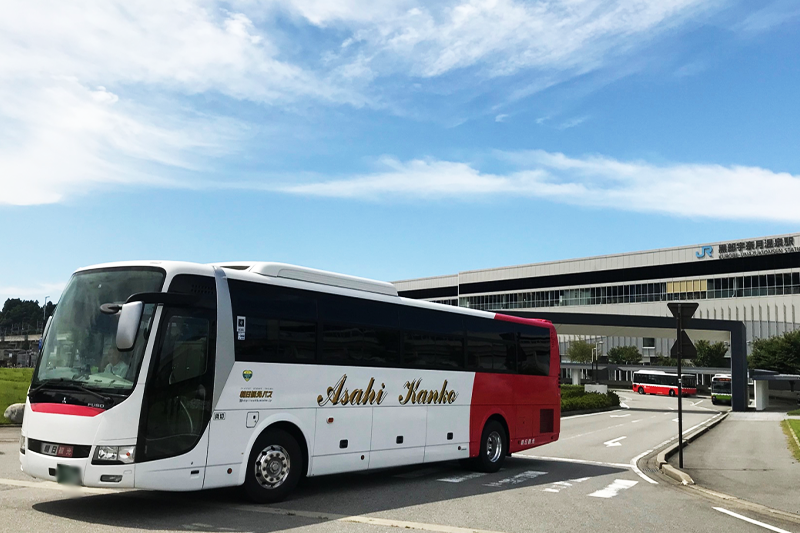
[610,414,631,418]
[517,455,631,469]
[691,400,703,406]
[238,505,509,533]
[562,409,626,419]
[713,507,793,533]
[619,402,630,409]
[484,470,547,488]
[629,450,659,484]
[437,472,486,483]
[672,418,679,422]
[589,479,638,498]
[541,477,590,493]
[631,419,643,423]
[603,436,627,447]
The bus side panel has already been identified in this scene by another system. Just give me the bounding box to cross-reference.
[469,373,560,457]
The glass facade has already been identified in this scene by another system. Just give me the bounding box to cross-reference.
[458,272,800,311]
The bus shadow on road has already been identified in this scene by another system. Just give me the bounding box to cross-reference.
[32,457,627,532]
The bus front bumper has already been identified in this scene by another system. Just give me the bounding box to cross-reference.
[20,445,136,489]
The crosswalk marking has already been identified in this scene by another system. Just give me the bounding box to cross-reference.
[437,472,487,483]
[589,479,638,498]
[484,470,547,488]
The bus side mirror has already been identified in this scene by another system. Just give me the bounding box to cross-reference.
[116,302,144,352]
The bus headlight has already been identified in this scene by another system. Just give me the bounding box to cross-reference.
[93,445,135,464]
[19,435,26,455]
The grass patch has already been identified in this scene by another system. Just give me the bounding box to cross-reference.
[788,409,800,416]
[782,419,800,462]
[560,385,620,412]
[0,368,33,424]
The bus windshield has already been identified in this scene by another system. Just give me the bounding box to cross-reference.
[712,380,732,394]
[33,268,165,393]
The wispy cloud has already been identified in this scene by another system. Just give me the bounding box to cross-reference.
[495,114,509,123]
[276,150,800,222]
[556,116,590,130]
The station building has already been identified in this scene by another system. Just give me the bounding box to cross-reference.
[393,233,800,363]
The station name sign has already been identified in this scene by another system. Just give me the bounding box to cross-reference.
[716,236,796,259]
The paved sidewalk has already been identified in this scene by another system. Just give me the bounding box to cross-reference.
[670,411,800,516]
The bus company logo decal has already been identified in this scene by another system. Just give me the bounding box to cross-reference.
[695,246,713,259]
[399,379,458,405]
[239,388,273,402]
[318,375,386,406]
[242,369,253,382]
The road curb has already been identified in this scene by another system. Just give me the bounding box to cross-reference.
[655,411,729,485]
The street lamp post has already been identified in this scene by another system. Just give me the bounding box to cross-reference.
[592,339,604,384]
[42,296,49,330]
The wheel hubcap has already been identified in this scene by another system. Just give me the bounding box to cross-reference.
[254,445,291,489]
[486,431,503,463]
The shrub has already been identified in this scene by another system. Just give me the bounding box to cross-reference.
[560,386,620,412]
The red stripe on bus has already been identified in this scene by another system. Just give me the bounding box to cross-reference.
[29,404,105,417]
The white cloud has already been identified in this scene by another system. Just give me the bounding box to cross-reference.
[0,282,67,307]
[0,1,356,206]
[0,0,729,206]
[495,114,509,122]
[276,150,800,222]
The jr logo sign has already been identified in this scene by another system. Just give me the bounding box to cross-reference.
[695,246,713,259]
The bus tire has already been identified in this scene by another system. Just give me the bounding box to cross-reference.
[669,389,676,397]
[243,428,303,504]
[637,387,644,395]
[711,398,717,405]
[475,420,507,473]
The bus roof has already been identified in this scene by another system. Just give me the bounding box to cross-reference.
[73,260,554,332]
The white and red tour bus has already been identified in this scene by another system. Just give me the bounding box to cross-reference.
[631,370,697,397]
[20,261,560,502]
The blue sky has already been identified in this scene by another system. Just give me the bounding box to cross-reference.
[1,0,800,304]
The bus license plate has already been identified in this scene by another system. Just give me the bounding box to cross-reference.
[56,464,82,485]
[42,443,74,458]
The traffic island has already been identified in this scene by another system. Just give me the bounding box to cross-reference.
[659,411,800,520]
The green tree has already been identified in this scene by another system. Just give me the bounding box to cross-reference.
[749,331,800,374]
[694,340,729,368]
[608,346,641,364]
[0,299,44,329]
[567,340,594,363]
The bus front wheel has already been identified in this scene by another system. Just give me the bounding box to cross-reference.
[243,428,303,503]
[637,387,645,395]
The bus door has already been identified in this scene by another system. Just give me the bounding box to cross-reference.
[135,306,216,490]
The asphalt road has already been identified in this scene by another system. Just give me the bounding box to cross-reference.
[1,393,798,533]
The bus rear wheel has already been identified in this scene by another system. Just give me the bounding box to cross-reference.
[243,428,303,503]
[637,387,645,395]
[475,420,507,473]
[669,389,676,397]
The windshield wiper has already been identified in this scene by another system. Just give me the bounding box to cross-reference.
[29,379,113,403]
[28,378,68,395]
